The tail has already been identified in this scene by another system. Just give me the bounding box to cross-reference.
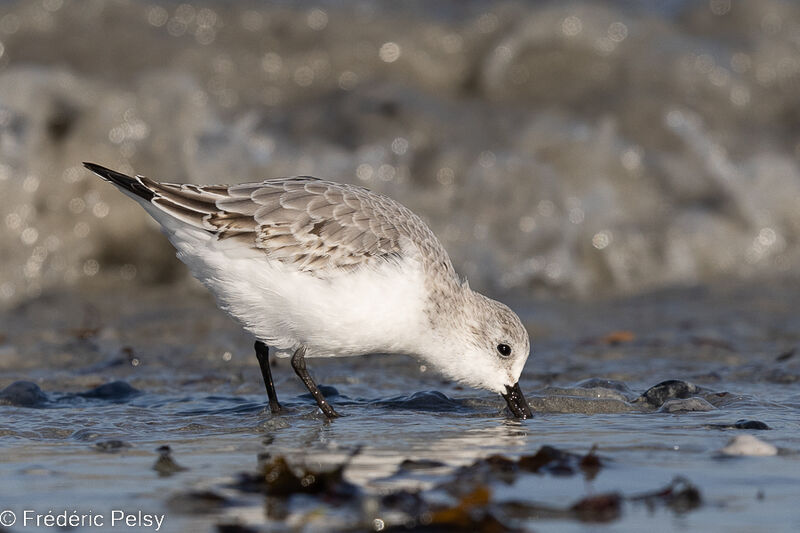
[83,162,230,233]
[83,162,155,202]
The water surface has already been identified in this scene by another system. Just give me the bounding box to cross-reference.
[1,282,798,531]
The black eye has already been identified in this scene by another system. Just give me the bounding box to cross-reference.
[497,343,512,357]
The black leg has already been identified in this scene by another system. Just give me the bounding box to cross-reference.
[290,346,339,419]
[254,341,282,413]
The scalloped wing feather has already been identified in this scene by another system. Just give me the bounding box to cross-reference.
[140,176,456,278]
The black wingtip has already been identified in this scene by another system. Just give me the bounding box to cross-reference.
[83,162,154,201]
[83,162,130,183]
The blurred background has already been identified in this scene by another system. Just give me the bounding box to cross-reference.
[1,0,800,305]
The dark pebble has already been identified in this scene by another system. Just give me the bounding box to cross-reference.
[92,440,132,453]
[79,380,140,400]
[0,381,49,407]
[734,419,770,430]
[398,459,448,472]
[637,380,700,408]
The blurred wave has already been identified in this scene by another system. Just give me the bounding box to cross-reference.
[1,0,799,304]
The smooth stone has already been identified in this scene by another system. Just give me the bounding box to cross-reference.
[659,397,715,413]
[0,381,49,407]
[79,380,139,400]
[539,386,630,402]
[574,378,634,395]
[720,435,778,456]
[528,396,636,414]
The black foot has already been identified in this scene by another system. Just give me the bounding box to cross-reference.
[254,340,282,414]
[291,346,339,419]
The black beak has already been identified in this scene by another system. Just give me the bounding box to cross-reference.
[502,383,532,419]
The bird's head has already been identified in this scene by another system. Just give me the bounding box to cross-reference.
[422,288,532,419]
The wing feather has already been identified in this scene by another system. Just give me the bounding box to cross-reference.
[107,172,457,278]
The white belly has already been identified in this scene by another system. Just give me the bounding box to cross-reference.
[165,225,428,358]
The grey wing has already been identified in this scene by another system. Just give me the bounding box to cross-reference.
[144,176,453,276]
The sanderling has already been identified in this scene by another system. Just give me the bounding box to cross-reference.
[84,162,532,420]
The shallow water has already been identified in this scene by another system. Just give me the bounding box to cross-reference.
[1,282,799,532]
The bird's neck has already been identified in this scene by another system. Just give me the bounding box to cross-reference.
[412,282,474,355]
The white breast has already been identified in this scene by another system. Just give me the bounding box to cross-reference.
[162,223,429,358]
